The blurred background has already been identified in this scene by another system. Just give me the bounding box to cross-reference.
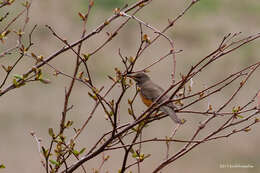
[0,0,260,172]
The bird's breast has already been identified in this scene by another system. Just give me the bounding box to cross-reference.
[139,92,153,107]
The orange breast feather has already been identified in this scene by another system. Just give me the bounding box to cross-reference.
[140,92,153,107]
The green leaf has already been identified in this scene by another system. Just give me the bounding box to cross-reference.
[139,153,144,161]
[48,128,55,138]
[57,135,66,142]
[79,148,86,155]
[22,73,28,79]
[232,106,240,113]
[14,74,24,80]
[109,111,114,117]
[88,92,97,101]
[0,164,6,168]
[129,148,135,154]
[35,68,42,80]
[49,159,60,166]
[9,0,15,4]
[42,147,49,158]
[72,150,79,156]
[128,99,132,104]
[13,78,19,87]
[82,53,91,61]
[236,114,244,119]
[121,76,127,86]
[131,127,137,132]
[128,56,135,63]
[66,120,73,127]
[132,151,138,158]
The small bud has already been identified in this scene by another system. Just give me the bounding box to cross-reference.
[119,12,124,16]
[199,123,205,129]
[244,128,251,132]
[109,100,114,107]
[1,65,12,72]
[208,105,213,111]
[129,79,133,85]
[14,74,24,80]
[31,52,37,58]
[53,70,60,76]
[128,56,135,63]
[104,20,110,26]
[14,29,24,36]
[240,80,245,86]
[78,12,86,21]
[142,34,150,43]
[66,120,73,127]
[181,119,186,124]
[199,92,204,98]
[7,0,15,5]
[84,77,89,82]
[88,92,97,101]
[78,71,84,79]
[128,108,133,115]
[30,131,35,136]
[48,128,55,138]
[188,85,192,92]
[1,30,11,37]
[139,3,145,7]
[89,0,94,7]
[104,155,110,161]
[113,8,120,15]
[82,53,91,61]
[31,66,37,72]
[37,55,44,62]
[21,1,30,8]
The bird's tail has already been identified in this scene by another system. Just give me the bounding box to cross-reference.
[160,106,183,124]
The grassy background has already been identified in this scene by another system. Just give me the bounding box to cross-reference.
[1,0,260,172]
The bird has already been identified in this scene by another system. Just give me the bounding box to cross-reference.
[127,72,184,124]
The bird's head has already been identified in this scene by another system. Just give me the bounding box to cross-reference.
[127,72,150,85]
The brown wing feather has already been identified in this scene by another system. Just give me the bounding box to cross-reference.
[139,80,182,124]
[140,80,177,109]
[140,81,168,103]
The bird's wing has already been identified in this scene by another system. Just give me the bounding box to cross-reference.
[140,81,182,123]
[140,81,168,102]
[141,81,176,109]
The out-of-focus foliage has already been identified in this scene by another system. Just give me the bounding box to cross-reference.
[81,0,137,10]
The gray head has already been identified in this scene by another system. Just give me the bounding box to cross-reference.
[127,72,150,85]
